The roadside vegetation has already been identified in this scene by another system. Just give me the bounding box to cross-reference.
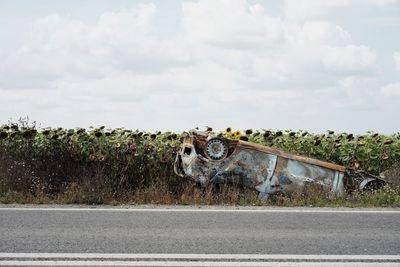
[0,119,399,206]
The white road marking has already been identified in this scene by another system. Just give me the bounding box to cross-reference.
[0,260,398,266]
[1,254,399,266]
[0,207,399,213]
[1,253,400,260]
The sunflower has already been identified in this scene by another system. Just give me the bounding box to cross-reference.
[94,131,103,138]
[245,129,253,135]
[0,131,8,139]
[113,142,121,149]
[234,130,241,139]
[384,140,393,145]
[225,127,235,139]
[382,151,390,160]
[263,130,271,138]
[22,130,35,139]
[240,136,249,141]
[346,133,354,140]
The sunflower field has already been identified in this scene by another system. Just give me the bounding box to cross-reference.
[0,122,399,205]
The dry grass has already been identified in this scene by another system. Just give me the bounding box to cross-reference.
[1,180,399,207]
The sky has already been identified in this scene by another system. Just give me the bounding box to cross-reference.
[0,0,399,134]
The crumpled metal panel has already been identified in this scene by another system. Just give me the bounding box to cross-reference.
[174,131,385,199]
[266,157,345,197]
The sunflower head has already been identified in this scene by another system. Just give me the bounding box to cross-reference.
[240,136,249,141]
[113,142,121,149]
[22,130,35,139]
[225,127,232,133]
[245,129,253,135]
[346,133,354,140]
[384,140,393,145]
[234,130,241,138]
[0,131,8,139]
[382,151,390,160]
[263,130,271,139]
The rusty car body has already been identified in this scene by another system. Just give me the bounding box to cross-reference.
[174,130,386,199]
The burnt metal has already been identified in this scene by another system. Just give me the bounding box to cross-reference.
[174,130,386,199]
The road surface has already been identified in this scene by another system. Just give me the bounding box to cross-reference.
[0,205,399,266]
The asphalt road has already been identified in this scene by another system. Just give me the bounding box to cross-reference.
[0,206,399,255]
[0,206,399,266]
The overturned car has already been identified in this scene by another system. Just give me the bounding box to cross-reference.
[174,130,386,199]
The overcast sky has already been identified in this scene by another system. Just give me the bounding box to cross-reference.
[0,0,399,133]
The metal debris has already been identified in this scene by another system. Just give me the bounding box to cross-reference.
[174,130,386,199]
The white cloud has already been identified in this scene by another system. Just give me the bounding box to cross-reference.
[381,83,400,96]
[1,0,375,92]
[322,45,376,72]
[284,0,400,19]
[394,51,400,71]
[0,0,397,133]
[297,21,351,45]
[182,0,285,48]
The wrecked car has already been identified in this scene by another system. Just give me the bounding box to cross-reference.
[174,130,386,199]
